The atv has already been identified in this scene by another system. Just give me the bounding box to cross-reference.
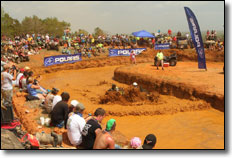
[46,40,59,51]
[177,36,188,49]
[154,53,177,66]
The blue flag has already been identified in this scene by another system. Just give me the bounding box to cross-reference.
[184,7,207,69]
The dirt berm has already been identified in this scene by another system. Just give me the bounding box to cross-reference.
[114,62,224,112]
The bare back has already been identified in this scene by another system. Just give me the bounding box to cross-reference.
[93,130,115,149]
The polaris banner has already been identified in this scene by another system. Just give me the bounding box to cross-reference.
[44,54,82,67]
[184,7,207,69]
[108,48,146,57]
[155,44,170,50]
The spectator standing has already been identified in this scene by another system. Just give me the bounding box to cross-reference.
[156,51,164,70]
[130,50,136,64]
[1,64,17,106]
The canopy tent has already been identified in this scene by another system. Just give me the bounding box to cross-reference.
[132,30,155,38]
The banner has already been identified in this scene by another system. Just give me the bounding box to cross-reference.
[155,44,170,50]
[44,54,82,67]
[184,7,207,69]
[108,48,146,57]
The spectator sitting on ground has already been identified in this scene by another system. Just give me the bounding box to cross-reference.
[140,134,157,149]
[130,137,142,149]
[52,90,62,110]
[68,99,79,115]
[51,92,70,128]
[44,88,59,114]
[15,68,25,87]
[27,77,46,100]
[19,71,29,92]
[79,108,106,149]
[93,119,118,149]
[67,102,86,147]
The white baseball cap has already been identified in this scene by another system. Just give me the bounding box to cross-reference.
[70,100,79,107]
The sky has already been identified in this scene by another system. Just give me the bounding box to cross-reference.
[1,1,224,35]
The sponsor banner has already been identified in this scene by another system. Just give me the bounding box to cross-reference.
[108,48,146,57]
[44,54,82,67]
[184,7,206,69]
[155,44,170,50]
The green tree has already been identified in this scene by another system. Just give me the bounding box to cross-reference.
[1,7,21,37]
[42,17,70,37]
[77,29,89,36]
[93,27,106,38]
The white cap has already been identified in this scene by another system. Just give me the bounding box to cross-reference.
[70,100,79,107]
[133,82,138,86]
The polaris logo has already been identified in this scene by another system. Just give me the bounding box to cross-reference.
[190,18,201,48]
[118,49,145,55]
[55,55,80,63]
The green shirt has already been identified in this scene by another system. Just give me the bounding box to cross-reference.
[156,52,164,60]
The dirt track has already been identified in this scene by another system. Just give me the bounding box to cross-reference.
[13,48,224,149]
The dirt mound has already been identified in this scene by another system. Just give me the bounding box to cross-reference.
[99,86,159,105]
[114,62,224,112]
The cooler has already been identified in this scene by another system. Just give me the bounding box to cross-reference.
[163,62,169,67]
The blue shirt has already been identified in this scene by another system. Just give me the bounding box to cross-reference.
[27,84,38,97]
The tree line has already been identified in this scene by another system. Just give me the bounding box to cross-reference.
[1,7,70,38]
[1,7,108,39]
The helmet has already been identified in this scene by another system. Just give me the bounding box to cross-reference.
[133,82,138,86]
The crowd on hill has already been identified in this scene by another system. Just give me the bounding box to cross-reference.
[1,61,157,149]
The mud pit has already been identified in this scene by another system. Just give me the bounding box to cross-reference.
[13,48,224,149]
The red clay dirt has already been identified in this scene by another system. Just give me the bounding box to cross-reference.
[12,48,224,149]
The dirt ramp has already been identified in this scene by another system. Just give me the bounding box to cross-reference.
[99,86,159,105]
[114,63,224,112]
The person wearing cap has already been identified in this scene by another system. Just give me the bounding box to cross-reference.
[1,64,17,106]
[44,88,59,114]
[51,92,70,128]
[79,108,106,149]
[141,134,157,149]
[24,66,30,72]
[67,102,86,147]
[68,100,79,115]
[93,119,117,149]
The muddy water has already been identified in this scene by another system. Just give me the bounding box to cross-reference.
[40,64,224,149]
